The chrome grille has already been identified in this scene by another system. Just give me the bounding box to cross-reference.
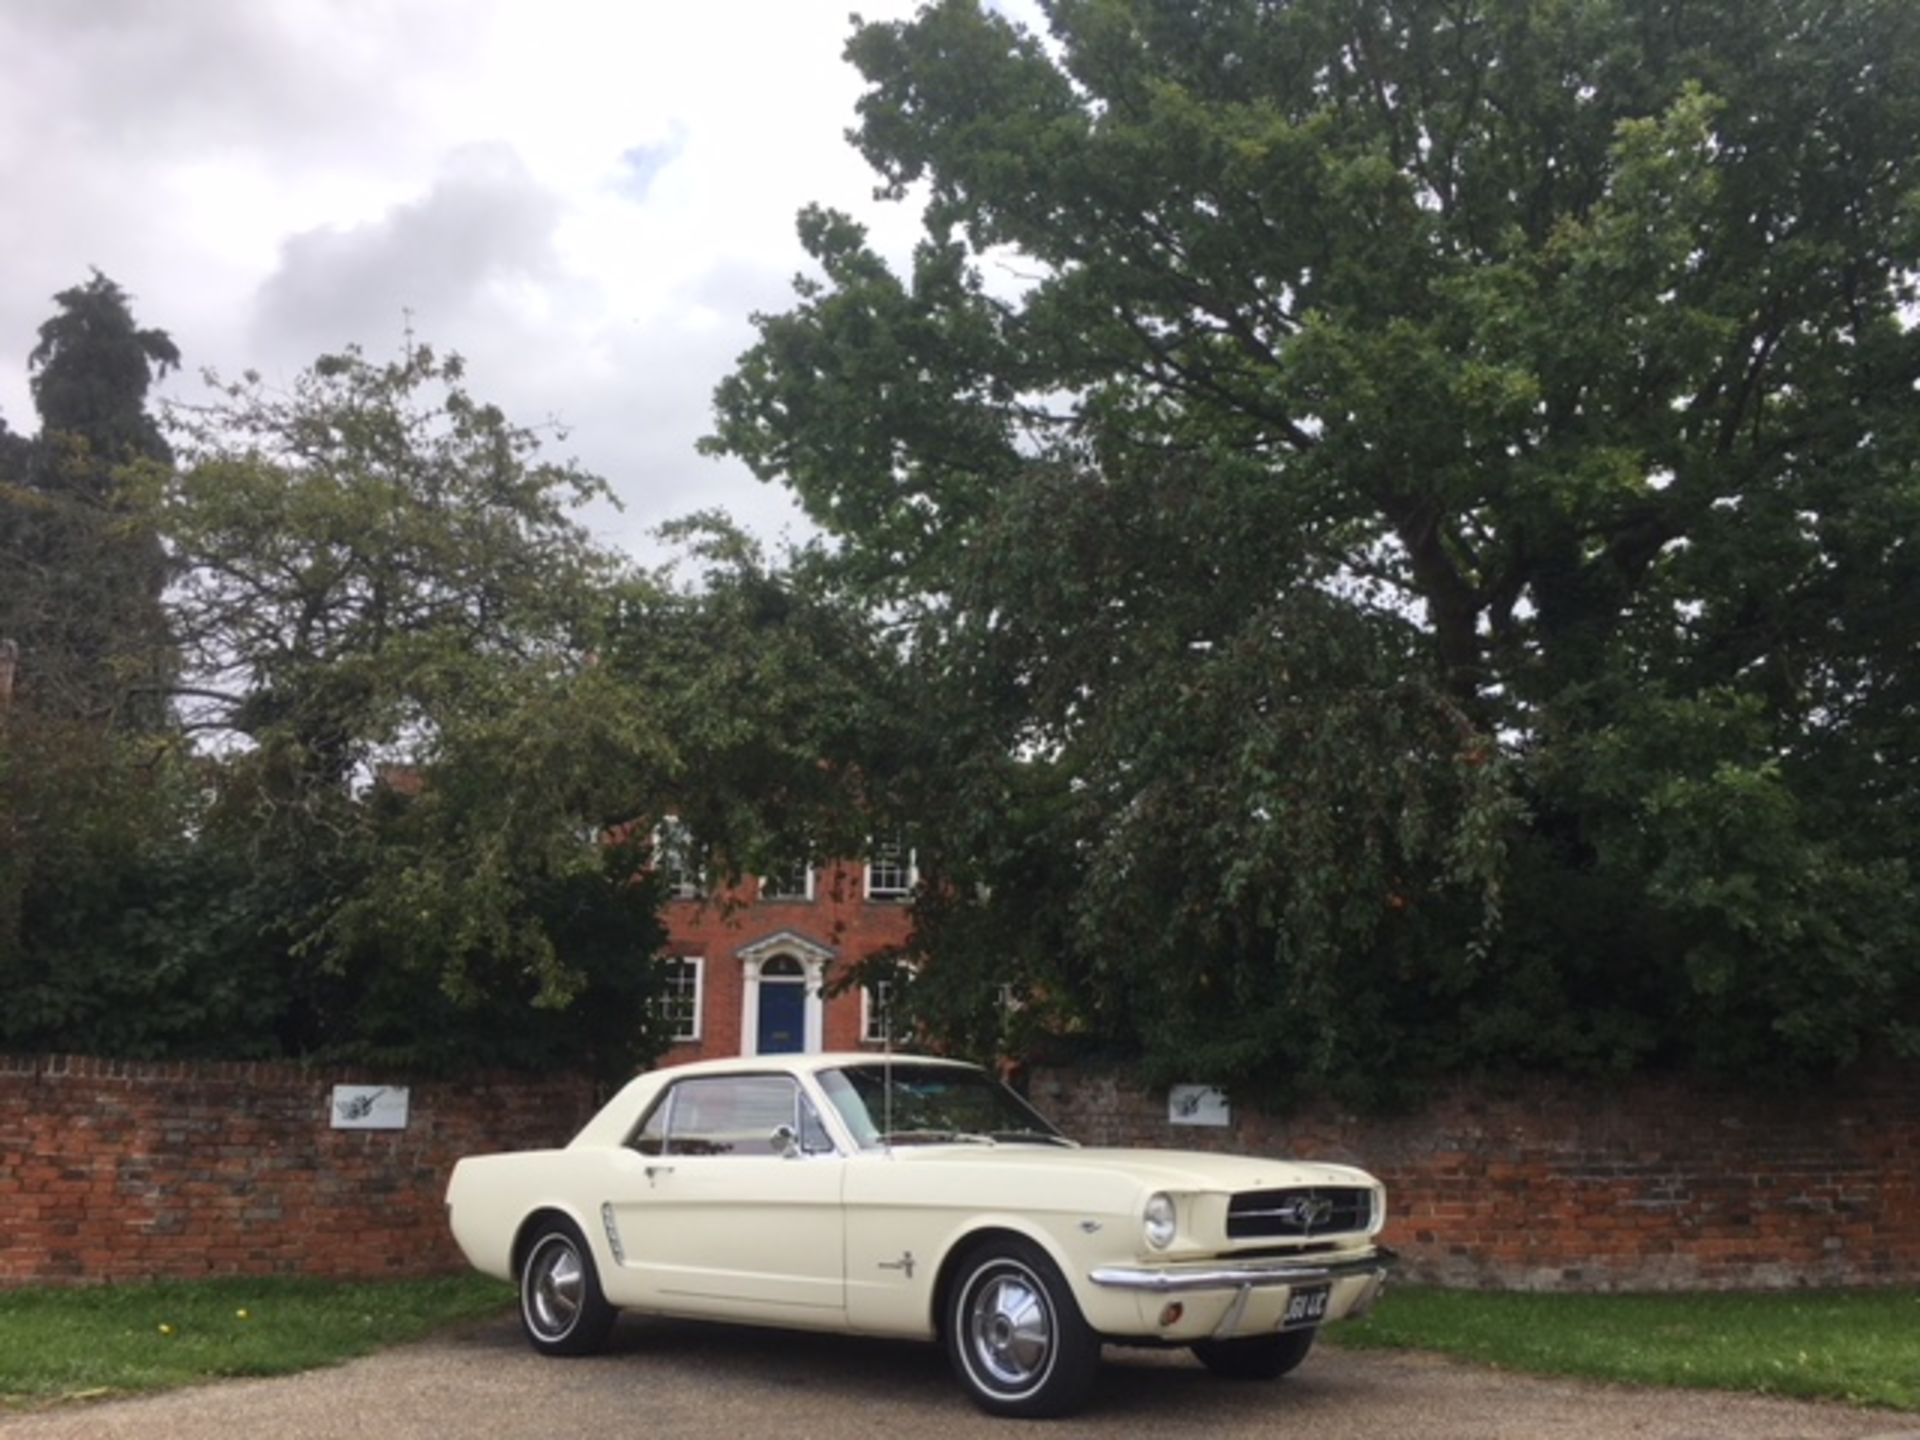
[1227,1186,1372,1239]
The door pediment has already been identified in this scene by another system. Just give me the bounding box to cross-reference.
[735,930,837,967]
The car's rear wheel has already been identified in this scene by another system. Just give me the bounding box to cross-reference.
[944,1237,1101,1418]
[518,1218,617,1356]
[1190,1326,1316,1380]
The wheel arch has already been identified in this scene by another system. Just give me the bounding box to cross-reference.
[928,1220,1085,1339]
[509,1204,597,1281]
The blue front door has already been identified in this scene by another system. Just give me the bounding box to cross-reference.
[758,981,805,1053]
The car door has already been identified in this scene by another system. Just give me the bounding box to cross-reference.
[606,1072,845,1319]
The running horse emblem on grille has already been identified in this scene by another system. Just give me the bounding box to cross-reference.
[1278,1195,1335,1230]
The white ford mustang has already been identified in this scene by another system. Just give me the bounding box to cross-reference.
[446,1053,1394,1417]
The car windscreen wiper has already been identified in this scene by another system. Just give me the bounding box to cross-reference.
[883,1128,997,1146]
[989,1129,1076,1147]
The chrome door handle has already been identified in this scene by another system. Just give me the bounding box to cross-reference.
[644,1164,675,1183]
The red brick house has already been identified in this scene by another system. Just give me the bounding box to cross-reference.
[651,839,916,1064]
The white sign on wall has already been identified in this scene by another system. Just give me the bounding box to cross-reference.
[330,1085,410,1130]
[1168,1084,1231,1127]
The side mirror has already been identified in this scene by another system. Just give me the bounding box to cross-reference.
[770,1123,801,1158]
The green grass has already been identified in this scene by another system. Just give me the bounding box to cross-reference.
[1332,1284,1920,1410]
[0,1273,512,1411]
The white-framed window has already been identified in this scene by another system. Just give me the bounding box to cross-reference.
[759,859,814,902]
[860,960,919,1043]
[864,837,917,901]
[653,957,704,1042]
[653,816,703,900]
[861,978,897,1044]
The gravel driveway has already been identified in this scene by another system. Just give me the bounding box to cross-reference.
[3,1313,1911,1440]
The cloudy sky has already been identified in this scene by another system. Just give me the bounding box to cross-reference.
[1,0,1034,561]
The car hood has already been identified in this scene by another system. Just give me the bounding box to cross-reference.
[889,1143,1375,1193]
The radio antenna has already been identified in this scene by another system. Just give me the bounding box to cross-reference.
[881,978,893,1156]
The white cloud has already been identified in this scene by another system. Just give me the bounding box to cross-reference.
[251,143,564,367]
[0,0,948,560]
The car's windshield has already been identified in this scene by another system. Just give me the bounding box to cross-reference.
[817,1063,1072,1148]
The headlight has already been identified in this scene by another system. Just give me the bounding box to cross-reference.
[1143,1192,1176,1249]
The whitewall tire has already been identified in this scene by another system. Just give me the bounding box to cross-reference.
[944,1237,1101,1418]
[518,1218,617,1357]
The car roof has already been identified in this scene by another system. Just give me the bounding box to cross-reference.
[567,1052,993,1150]
[649,1051,979,1079]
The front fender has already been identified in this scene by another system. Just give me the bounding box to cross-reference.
[930,1211,1192,1341]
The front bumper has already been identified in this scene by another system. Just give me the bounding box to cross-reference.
[1089,1245,1396,1342]
[1091,1244,1397,1294]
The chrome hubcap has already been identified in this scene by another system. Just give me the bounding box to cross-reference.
[526,1238,583,1338]
[966,1265,1053,1387]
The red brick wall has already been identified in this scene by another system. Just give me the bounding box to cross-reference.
[15,1045,1907,1292]
[0,1053,598,1287]
[1030,1065,1920,1291]
[658,860,914,1063]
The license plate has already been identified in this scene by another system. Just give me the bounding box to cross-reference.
[1280,1284,1330,1331]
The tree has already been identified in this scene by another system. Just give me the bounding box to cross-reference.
[0,412,29,479]
[711,0,1920,1098]
[0,735,287,1061]
[29,268,180,470]
[1,270,179,725]
[599,515,918,884]
[0,275,194,1023]
[5,322,913,1074]
[139,342,672,1074]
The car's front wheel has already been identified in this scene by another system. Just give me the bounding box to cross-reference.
[518,1218,617,1357]
[1190,1326,1316,1380]
[944,1237,1101,1418]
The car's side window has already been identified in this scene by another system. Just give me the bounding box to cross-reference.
[662,1075,804,1157]
[799,1094,835,1155]
[628,1095,669,1156]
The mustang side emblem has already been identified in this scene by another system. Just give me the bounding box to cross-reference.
[1280,1195,1335,1230]
[878,1251,918,1279]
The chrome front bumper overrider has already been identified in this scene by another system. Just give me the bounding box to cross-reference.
[1090,1244,1397,1294]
